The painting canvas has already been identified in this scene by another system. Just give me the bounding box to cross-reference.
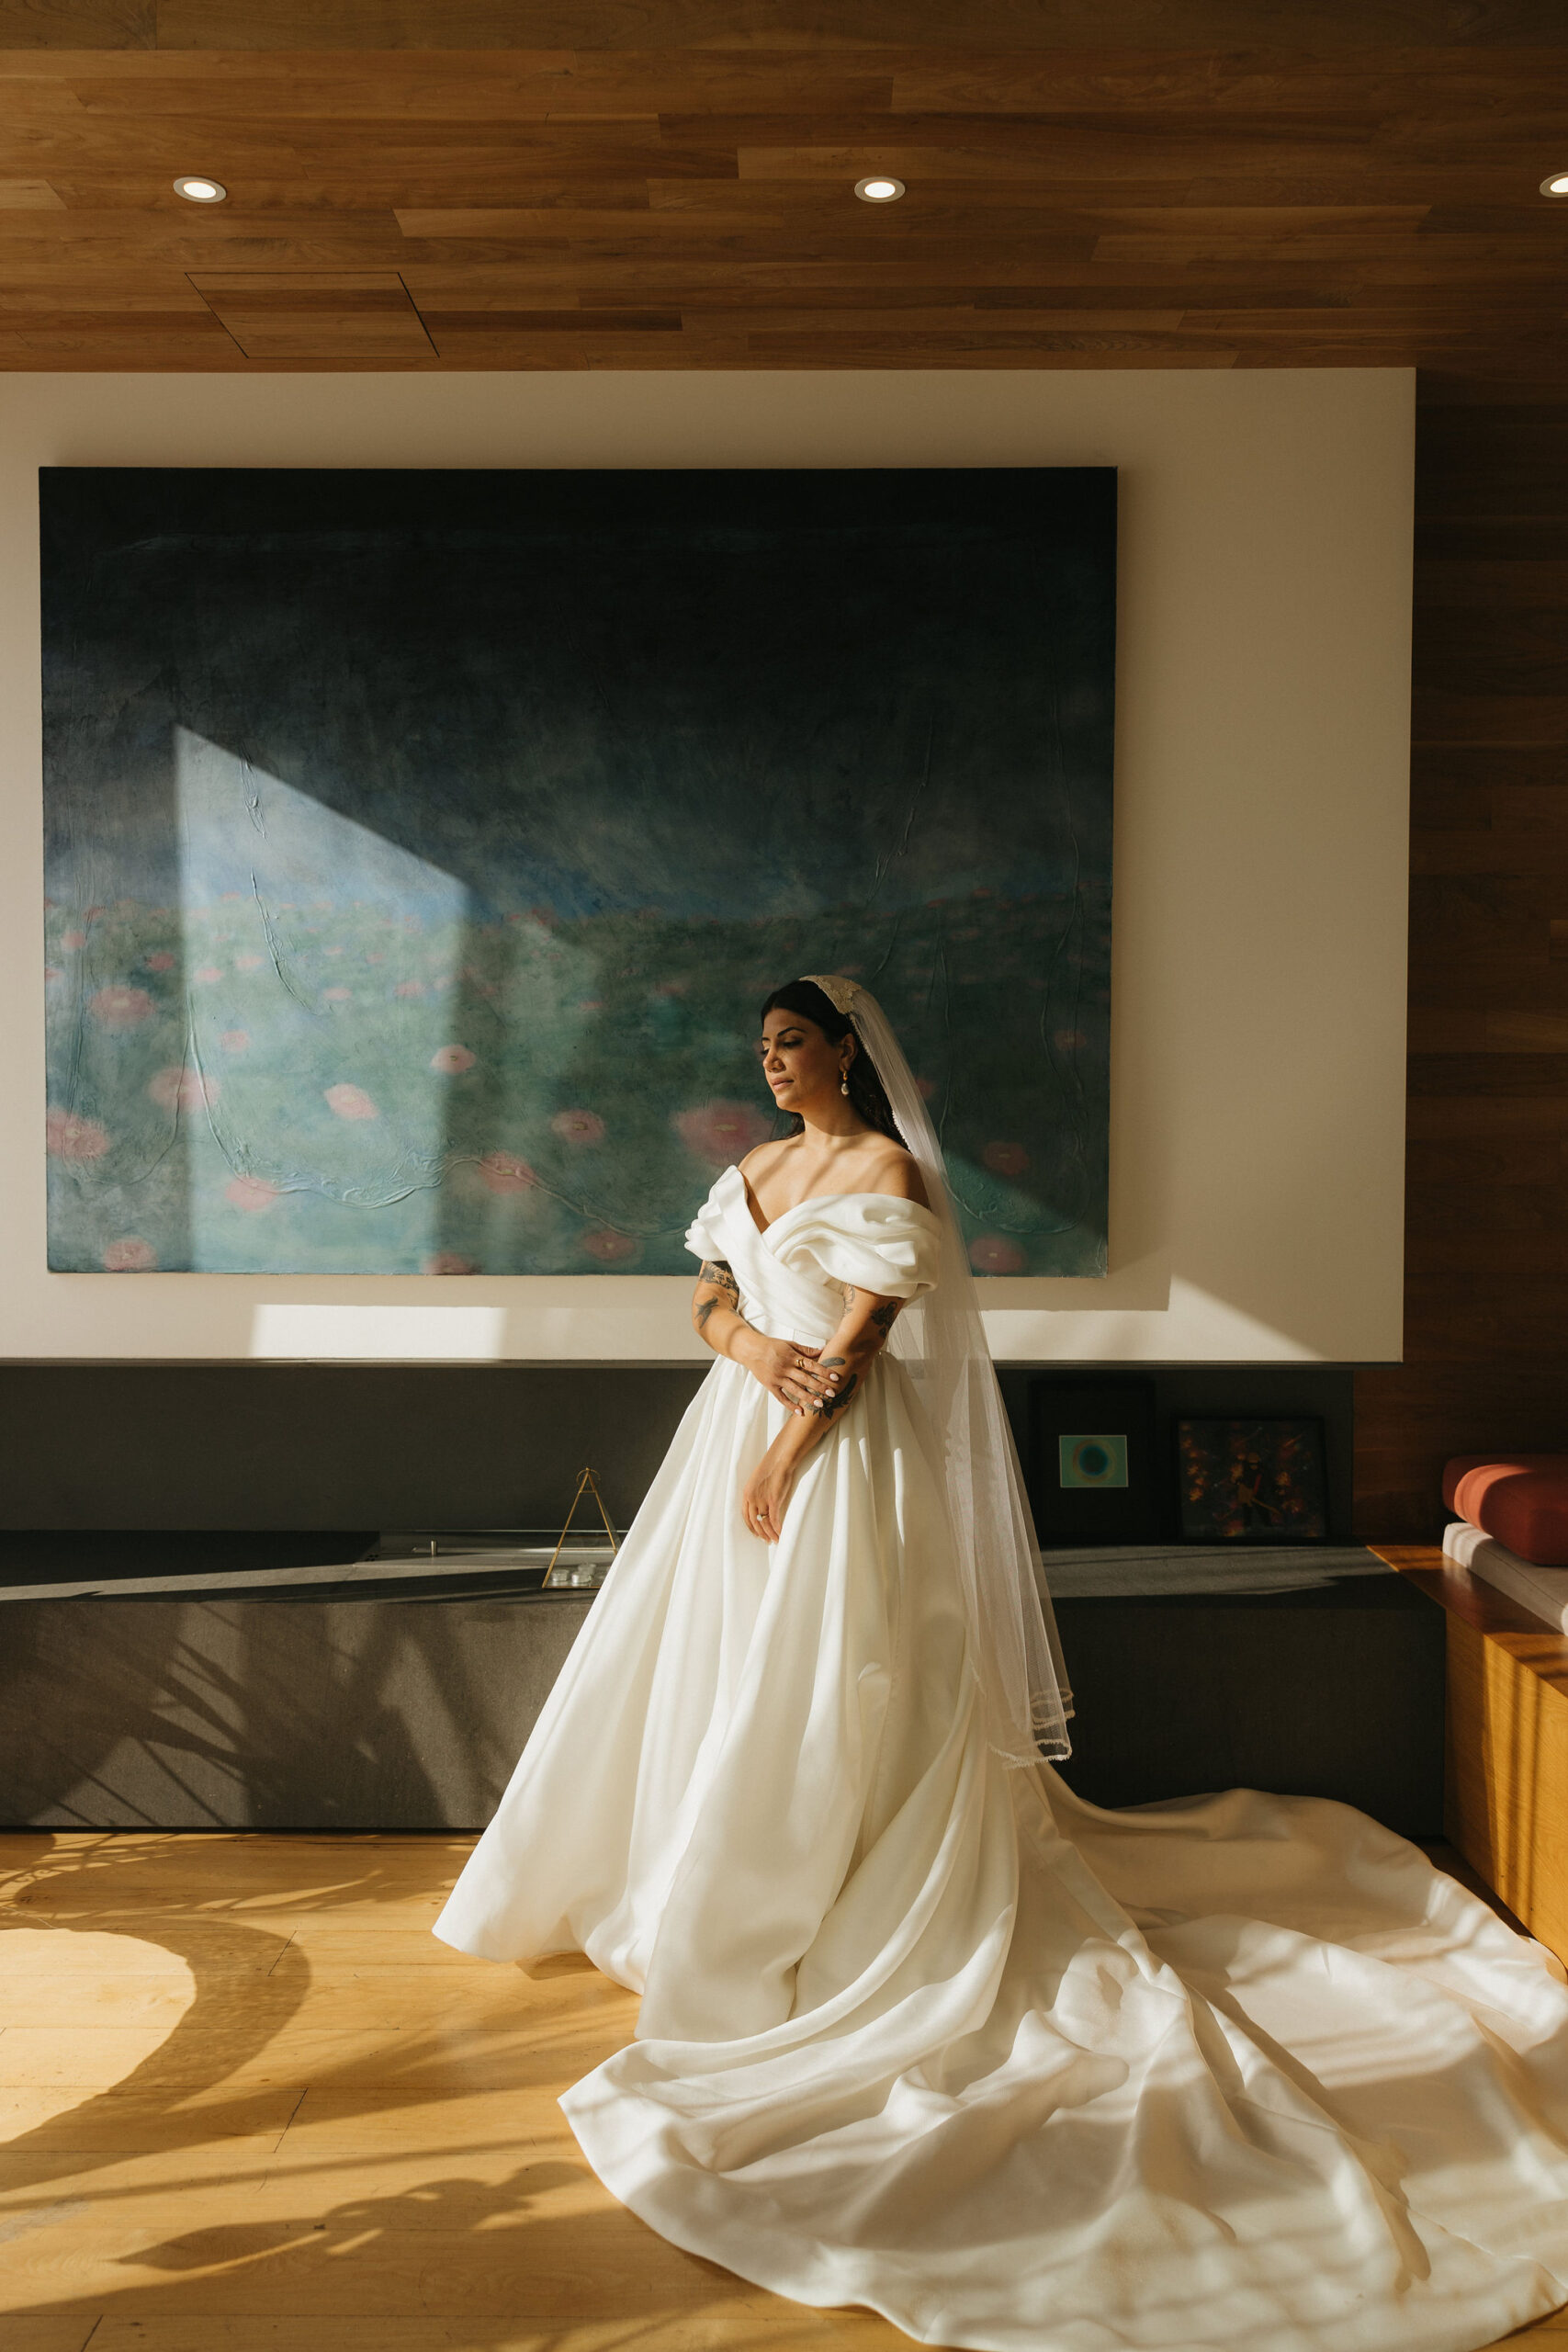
[1177,1419,1330,1544]
[41,466,1115,1277]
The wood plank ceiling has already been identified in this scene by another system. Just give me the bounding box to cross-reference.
[0,1,1564,374]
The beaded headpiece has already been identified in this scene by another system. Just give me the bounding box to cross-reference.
[799,973,860,1016]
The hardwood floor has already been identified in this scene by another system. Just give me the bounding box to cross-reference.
[0,1829,901,2349]
[1,1828,1564,2350]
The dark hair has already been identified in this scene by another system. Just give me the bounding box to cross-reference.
[761,979,906,1147]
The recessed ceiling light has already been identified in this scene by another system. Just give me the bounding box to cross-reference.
[1540,171,1568,197]
[854,176,906,204]
[174,175,227,204]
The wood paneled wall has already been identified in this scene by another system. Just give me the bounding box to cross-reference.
[1355,379,1568,1541]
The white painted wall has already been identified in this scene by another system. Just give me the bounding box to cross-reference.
[0,368,1413,1363]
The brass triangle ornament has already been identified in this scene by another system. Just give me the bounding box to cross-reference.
[546,1464,620,1579]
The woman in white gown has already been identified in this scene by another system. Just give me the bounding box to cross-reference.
[435,977,1568,2352]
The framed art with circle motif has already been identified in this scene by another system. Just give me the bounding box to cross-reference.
[1025,1375,1159,1545]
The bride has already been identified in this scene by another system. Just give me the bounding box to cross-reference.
[436,976,1568,2352]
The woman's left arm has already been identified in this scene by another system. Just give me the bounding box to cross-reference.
[740,1285,906,1544]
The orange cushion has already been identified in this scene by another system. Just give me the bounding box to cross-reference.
[1443,1454,1568,1566]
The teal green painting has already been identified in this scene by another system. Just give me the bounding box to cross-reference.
[41,467,1115,1276]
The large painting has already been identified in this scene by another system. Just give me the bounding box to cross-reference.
[41,467,1115,1277]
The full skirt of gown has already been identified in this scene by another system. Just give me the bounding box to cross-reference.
[434,1173,1568,2352]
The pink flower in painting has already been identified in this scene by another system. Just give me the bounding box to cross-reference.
[581,1228,637,1264]
[85,904,105,920]
[1053,1028,1089,1053]
[322,944,344,957]
[983,1141,1030,1179]
[220,891,245,903]
[322,987,353,1004]
[194,966,223,985]
[674,1101,773,1168]
[365,953,384,965]
[431,1045,476,1075]
[87,985,154,1031]
[423,1251,478,1275]
[144,951,176,972]
[969,1234,1025,1275]
[62,930,86,951]
[394,979,425,999]
[220,1030,250,1054]
[234,953,265,973]
[43,966,62,984]
[324,1082,378,1122]
[102,1236,156,1272]
[551,1108,605,1146]
[45,1108,108,1160]
[479,1149,537,1195]
[226,1175,279,1214]
[148,1066,220,1114]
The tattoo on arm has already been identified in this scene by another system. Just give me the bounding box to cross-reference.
[808,1299,899,1410]
[694,1260,743,1350]
[699,1260,739,1310]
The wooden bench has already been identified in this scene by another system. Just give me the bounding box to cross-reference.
[1373,1544,1568,1962]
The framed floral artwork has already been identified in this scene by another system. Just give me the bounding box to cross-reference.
[41,466,1114,1275]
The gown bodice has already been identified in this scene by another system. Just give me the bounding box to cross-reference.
[683,1162,942,1346]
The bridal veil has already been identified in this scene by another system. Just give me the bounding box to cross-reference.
[801,975,1073,1766]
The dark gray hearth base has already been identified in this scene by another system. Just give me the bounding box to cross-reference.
[1,1594,592,1831]
[1052,1581,1444,1837]
[0,1558,1444,1838]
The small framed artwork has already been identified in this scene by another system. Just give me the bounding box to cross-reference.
[1027,1376,1160,1545]
[1177,1418,1329,1544]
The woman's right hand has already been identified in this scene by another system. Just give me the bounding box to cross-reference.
[738,1332,837,1416]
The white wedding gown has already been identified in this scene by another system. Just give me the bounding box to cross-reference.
[435,1165,1568,2352]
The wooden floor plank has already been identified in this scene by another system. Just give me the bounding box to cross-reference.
[0,2087,304,2152]
[84,2315,899,2349]
[0,2324,101,2352]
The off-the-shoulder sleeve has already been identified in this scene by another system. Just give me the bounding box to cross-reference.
[683,1170,736,1267]
[771,1196,941,1300]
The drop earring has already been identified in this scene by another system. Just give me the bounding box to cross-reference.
[840,1069,851,1096]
